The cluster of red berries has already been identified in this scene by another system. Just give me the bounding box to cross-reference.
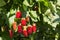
[9,10,37,38]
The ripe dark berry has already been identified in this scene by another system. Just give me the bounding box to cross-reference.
[18,24,22,34]
[27,25,32,35]
[32,23,36,32]
[16,10,22,18]
[23,30,28,37]
[21,18,26,26]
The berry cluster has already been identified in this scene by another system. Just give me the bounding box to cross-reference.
[9,10,37,38]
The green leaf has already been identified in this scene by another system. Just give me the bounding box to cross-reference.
[0,37,2,40]
[29,11,39,22]
[57,0,60,6]
[44,1,48,7]
[36,0,49,7]
[30,11,38,18]
[31,17,38,22]
[0,0,6,7]
[6,9,16,18]
[23,0,30,6]
[9,15,15,29]
[23,5,27,11]
[10,9,16,14]
[36,0,44,2]
[23,0,34,7]
[56,7,60,17]
[53,18,60,23]
[49,1,57,15]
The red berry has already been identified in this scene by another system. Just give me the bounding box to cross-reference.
[18,24,22,34]
[21,18,26,26]
[32,23,36,32]
[27,25,32,35]
[23,30,28,37]
[9,30,13,38]
[16,10,22,18]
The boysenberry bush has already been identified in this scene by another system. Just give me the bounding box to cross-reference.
[0,0,60,40]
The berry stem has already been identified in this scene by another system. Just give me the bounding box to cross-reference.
[31,36,34,40]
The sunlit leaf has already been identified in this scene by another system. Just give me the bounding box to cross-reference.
[53,18,60,23]
[23,0,30,6]
[30,11,38,18]
[29,11,39,22]
[9,15,15,28]
[49,1,57,15]
[56,7,60,17]
[0,37,2,40]
[57,0,60,6]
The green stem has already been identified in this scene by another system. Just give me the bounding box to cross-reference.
[38,2,41,14]
[31,36,34,40]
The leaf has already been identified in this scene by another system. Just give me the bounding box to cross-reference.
[44,1,48,7]
[0,37,2,40]
[23,5,27,11]
[29,11,39,22]
[30,11,38,18]
[0,0,6,7]
[6,12,10,18]
[49,1,57,15]
[56,7,60,17]
[53,18,60,23]
[23,0,30,6]
[6,9,16,18]
[10,9,16,14]
[57,0,60,6]
[31,17,38,22]
[36,0,44,2]
[9,15,15,28]
[36,0,48,7]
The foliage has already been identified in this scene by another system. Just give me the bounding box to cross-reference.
[0,0,60,40]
